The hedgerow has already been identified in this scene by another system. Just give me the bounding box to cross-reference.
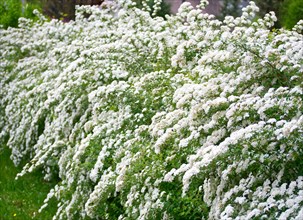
[0,0,303,219]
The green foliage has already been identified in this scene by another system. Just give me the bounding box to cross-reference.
[0,0,42,28]
[280,0,303,29]
[0,0,22,28]
[23,0,43,19]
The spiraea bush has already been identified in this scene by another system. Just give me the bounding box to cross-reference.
[0,0,303,219]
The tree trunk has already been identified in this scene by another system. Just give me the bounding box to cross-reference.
[43,0,104,21]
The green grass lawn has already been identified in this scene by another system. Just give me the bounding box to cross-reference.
[0,146,58,220]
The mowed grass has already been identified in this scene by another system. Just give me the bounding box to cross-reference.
[0,146,58,220]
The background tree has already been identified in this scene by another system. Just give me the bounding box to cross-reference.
[218,0,302,28]
[280,0,303,29]
[219,0,242,18]
[42,0,76,21]
[42,0,104,21]
[254,0,283,27]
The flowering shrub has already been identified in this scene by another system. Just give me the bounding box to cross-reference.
[0,0,303,219]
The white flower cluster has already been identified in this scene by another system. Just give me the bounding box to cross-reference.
[0,1,302,219]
